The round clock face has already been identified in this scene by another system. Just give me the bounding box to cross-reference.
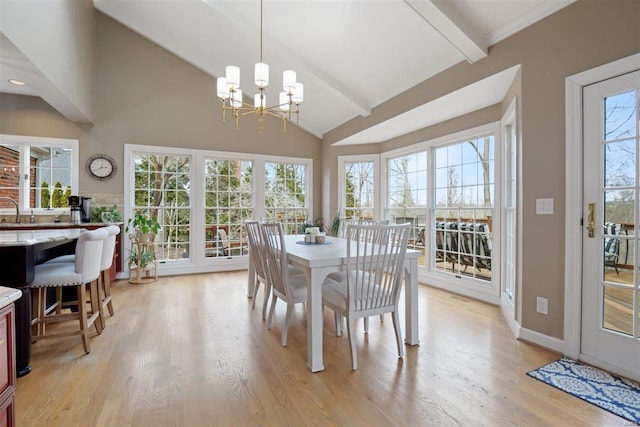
[86,155,116,180]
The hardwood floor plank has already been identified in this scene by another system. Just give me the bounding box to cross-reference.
[15,271,629,426]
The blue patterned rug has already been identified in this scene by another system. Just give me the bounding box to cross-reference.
[527,357,640,424]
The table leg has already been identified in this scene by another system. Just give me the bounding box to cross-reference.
[306,267,324,372]
[404,258,419,345]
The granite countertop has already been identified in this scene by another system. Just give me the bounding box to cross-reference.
[0,228,84,246]
[0,222,123,229]
[0,287,22,308]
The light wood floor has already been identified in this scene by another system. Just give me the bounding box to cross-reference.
[16,271,629,426]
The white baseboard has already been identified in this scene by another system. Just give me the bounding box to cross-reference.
[519,327,565,354]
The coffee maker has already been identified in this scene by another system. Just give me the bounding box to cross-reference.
[80,197,91,223]
[68,195,81,223]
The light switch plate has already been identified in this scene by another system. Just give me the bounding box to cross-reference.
[536,198,554,215]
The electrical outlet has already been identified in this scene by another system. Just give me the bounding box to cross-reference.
[536,297,548,315]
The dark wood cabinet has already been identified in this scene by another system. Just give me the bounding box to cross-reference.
[0,304,16,427]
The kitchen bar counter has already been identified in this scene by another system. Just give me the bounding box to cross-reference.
[0,228,84,246]
[0,229,83,376]
[0,222,121,230]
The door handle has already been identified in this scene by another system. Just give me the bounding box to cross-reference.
[587,202,595,238]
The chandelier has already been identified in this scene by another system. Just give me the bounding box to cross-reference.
[216,0,303,133]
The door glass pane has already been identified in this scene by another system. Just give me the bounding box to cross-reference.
[600,88,638,338]
[605,139,635,189]
[264,162,308,234]
[604,90,637,140]
[204,158,253,258]
[132,153,191,262]
[603,285,633,335]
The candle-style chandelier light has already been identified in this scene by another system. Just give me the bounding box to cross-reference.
[216,0,303,133]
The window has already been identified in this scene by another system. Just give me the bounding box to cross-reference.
[339,155,378,220]
[132,152,191,262]
[380,122,501,301]
[204,158,253,258]
[387,151,428,261]
[125,144,312,276]
[432,136,494,281]
[0,134,78,212]
[264,161,309,234]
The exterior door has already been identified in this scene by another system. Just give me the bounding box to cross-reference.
[582,70,640,380]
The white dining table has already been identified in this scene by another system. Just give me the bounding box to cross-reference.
[247,234,420,372]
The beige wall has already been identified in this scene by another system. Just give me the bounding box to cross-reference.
[0,11,322,215]
[1,1,639,343]
[322,0,640,339]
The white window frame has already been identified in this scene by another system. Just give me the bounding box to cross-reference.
[381,121,502,304]
[337,154,380,221]
[500,98,521,337]
[124,144,312,277]
[0,134,79,215]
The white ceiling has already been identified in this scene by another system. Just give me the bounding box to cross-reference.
[0,0,575,143]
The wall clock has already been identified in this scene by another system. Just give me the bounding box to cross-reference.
[86,154,117,181]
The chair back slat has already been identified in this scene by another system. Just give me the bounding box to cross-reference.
[245,220,267,281]
[345,223,409,313]
[260,222,289,298]
[339,218,389,239]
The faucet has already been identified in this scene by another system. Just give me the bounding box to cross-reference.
[0,197,21,224]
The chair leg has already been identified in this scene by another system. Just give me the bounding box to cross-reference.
[364,317,369,333]
[261,282,271,321]
[281,302,294,347]
[78,284,91,354]
[334,312,342,336]
[347,316,357,370]
[267,296,277,330]
[391,310,404,359]
[251,279,260,309]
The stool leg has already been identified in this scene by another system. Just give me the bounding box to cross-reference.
[36,288,46,337]
[78,284,91,354]
[96,274,107,331]
[103,270,114,316]
[89,280,103,334]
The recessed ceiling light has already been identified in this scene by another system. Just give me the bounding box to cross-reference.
[8,79,26,86]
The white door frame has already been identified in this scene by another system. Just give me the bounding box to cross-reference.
[564,52,640,360]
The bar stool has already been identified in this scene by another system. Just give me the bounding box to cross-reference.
[30,228,108,353]
[45,225,120,330]
[97,225,121,328]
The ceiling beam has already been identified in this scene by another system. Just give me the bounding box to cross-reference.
[404,0,487,63]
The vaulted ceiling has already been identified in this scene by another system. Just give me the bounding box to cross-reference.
[1,0,575,142]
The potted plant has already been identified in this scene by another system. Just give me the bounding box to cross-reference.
[125,212,161,283]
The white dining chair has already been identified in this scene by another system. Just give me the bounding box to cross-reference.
[30,228,109,353]
[322,223,410,370]
[245,220,271,320]
[260,222,308,347]
[330,218,390,332]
